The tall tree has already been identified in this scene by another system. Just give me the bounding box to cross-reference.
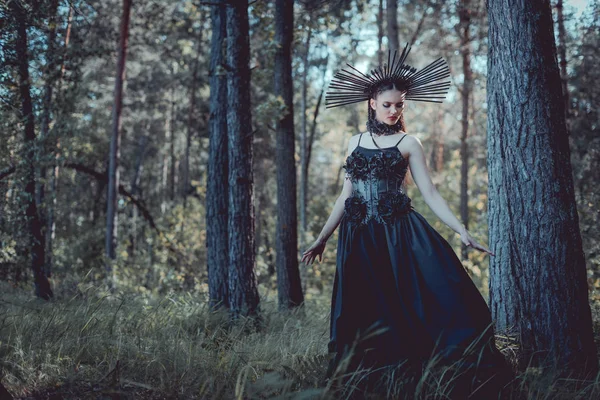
[554,0,570,120]
[106,0,132,273]
[37,0,59,278]
[458,0,473,261]
[46,3,74,280]
[183,17,205,204]
[226,0,260,319]
[169,85,177,202]
[207,0,229,310]
[299,23,311,286]
[386,0,399,51]
[377,0,384,65]
[274,0,304,310]
[487,0,598,375]
[10,0,53,299]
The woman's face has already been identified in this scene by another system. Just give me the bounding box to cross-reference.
[370,89,406,126]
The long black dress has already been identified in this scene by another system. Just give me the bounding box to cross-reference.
[327,132,511,393]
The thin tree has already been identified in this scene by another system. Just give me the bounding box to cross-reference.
[386,0,399,51]
[207,0,229,310]
[458,0,472,261]
[46,3,74,278]
[183,13,205,205]
[106,0,132,276]
[169,85,177,202]
[487,0,598,375]
[377,0,383,65]
[226,0,260,319]
[275,0,304,310]
[299,23,311,289]
[37,0,59,278]
[10,0,53,299]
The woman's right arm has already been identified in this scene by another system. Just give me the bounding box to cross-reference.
[315,176,353,244]
[301,137,356,265]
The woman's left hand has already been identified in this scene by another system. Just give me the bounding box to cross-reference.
[460,229,495,256]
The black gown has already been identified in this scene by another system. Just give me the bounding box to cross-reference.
[327,132,511,394]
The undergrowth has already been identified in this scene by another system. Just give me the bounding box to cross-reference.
[1,281,600,399]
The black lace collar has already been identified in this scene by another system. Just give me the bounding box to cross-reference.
[366,116,404,136]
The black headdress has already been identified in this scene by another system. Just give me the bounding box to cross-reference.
[325,43,451,109]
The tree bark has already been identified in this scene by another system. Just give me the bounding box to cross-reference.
[37,0,59,278]
[207,0,229,310]
[299,25,311,293]
[169,87,177,202]
[386,0,399,51]
[226,0,260,319]
[183,18,204,205]
[554,0,570,120]
[377,0,383,66]
[46,4,74,277]
[459,0,472,261]
[487,0,598,375]
[275,0,304,310]
[128,133,148,256]
[429,108,444,172]
[106,0,132,274]
[11,0,53,299]
[303,63,327,204]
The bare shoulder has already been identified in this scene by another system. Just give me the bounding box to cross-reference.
[346,133,363,155]
[401,134,424,156]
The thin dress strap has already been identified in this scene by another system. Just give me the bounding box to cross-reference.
[357,132,363,147]
[394,133,408,147]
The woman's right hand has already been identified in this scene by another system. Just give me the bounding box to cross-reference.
[301,238,327,265]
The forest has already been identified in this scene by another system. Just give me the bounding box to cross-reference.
[1,0,599,398]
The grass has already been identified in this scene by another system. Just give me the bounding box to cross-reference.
[1,281,600,399]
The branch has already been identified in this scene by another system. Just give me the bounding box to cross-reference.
[0,164,16,181]
[63,162,158,232]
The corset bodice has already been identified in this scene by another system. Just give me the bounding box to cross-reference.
[342,145,413,227]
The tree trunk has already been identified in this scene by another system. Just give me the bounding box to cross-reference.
[299,25,311,293]
[46,4,74,276]
[554,0,570,120]
[183,20,204,205]
[226,1,260,319]
[429,108,444,172]
[386,0,399,51]
[274,0,304,310]
[128,133,148,257]
[37,0,59,278]
[207,0,229,310]
[487,0,598,375]
[303,63,327,205]
[11,0,53,299]
[459,0,472,261]
[169,87,177,202]
[106,0,132,275]
[377,0,383,66]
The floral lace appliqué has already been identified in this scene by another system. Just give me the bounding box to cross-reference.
[344,195,368,225]
[343,192,412,227]
[377,191,412,224]
[343,150,408,182]
[342,148,412,227]
[343,152,370,181]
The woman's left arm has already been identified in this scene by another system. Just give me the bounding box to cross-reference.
[404,136,494,255]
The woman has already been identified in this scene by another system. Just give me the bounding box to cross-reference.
[301,46,512,395]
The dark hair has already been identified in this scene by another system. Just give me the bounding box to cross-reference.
[366,81,407,134]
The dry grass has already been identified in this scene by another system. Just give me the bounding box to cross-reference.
[1,281,600,399]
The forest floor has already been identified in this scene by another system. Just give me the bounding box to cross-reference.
[2,281,600,399]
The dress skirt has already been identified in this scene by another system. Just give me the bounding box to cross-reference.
[327,206,512,390]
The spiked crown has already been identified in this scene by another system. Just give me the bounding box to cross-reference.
[325,43,451,108]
